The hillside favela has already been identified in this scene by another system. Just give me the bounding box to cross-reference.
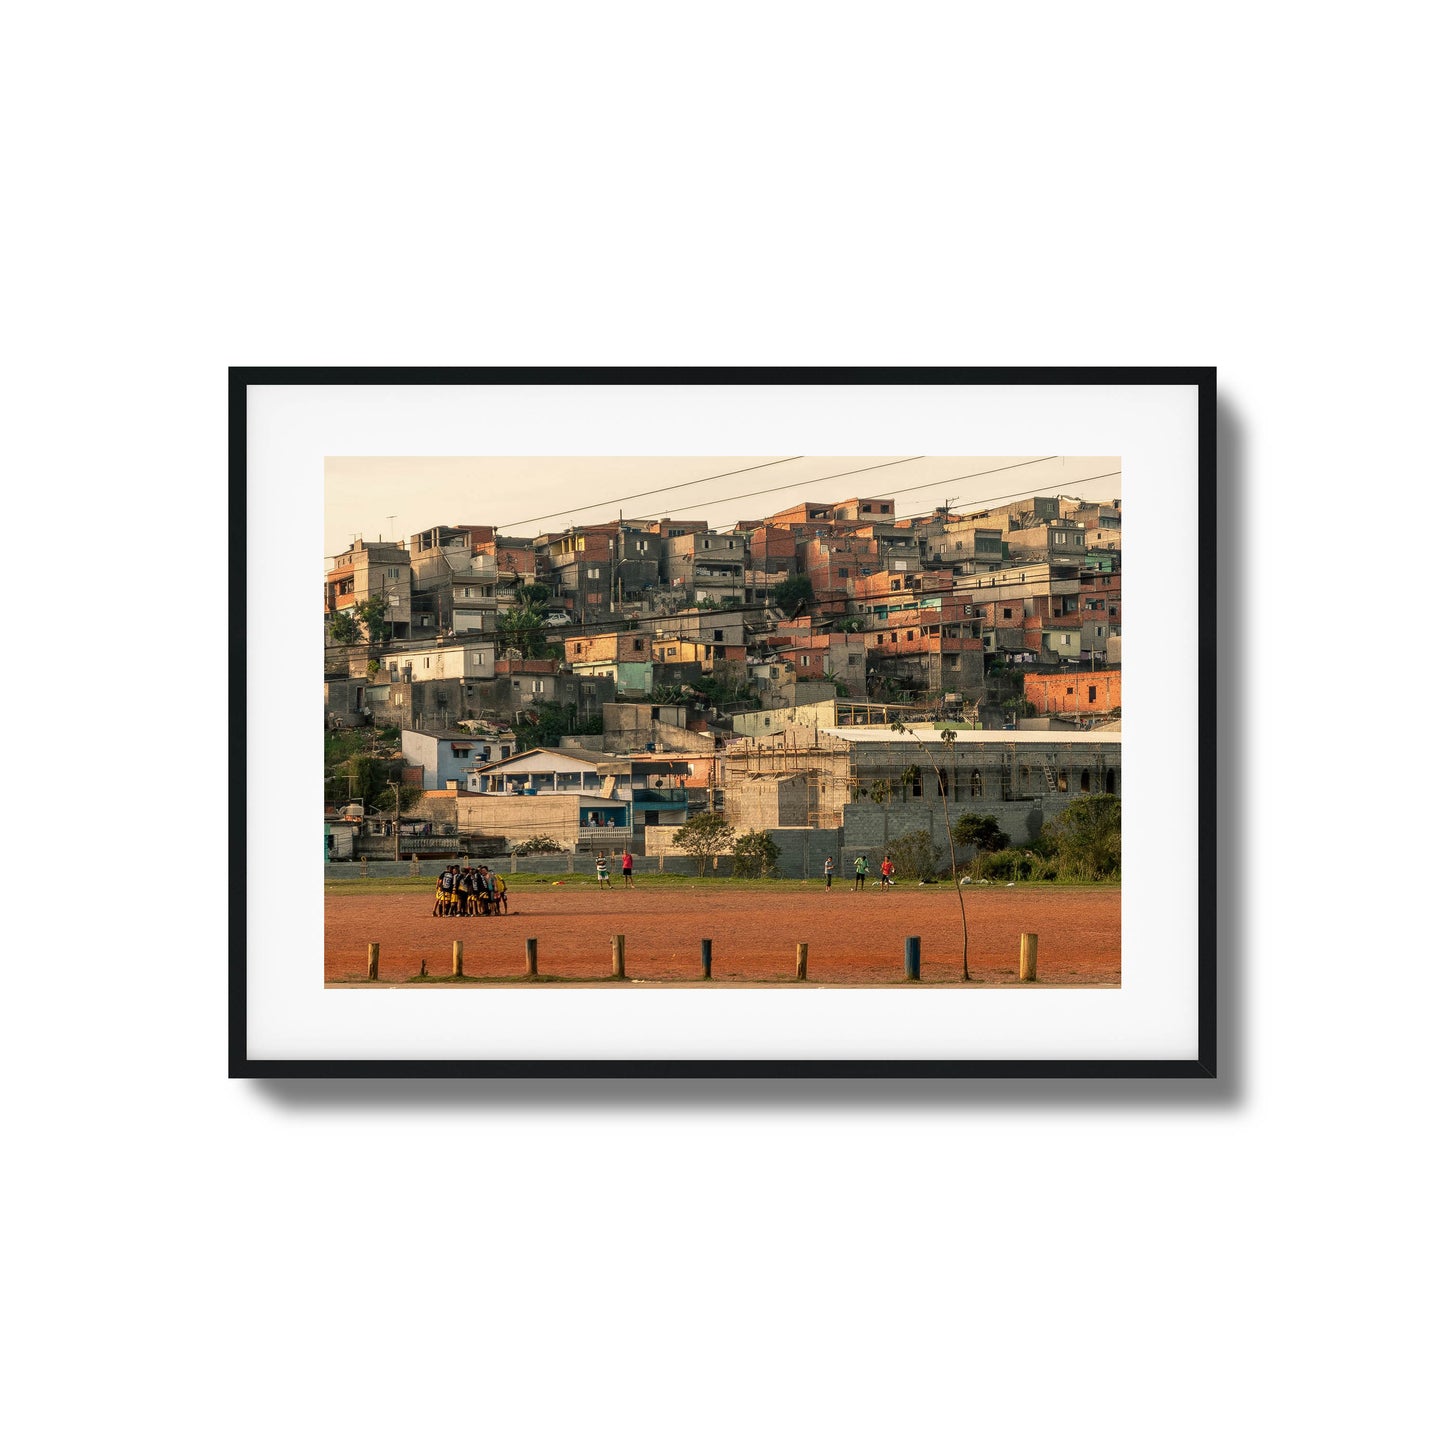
[324,467,1121,894]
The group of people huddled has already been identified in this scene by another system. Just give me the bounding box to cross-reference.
[432,864,508,917]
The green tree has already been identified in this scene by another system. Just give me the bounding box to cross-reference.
[888,828,943,881]
[671,812,735,876]
[513,701,582,752]
[328,611,362,645]
[772,574,813,612]
[951,813,1009,856]
[354,594,390,642]
[514,582,551,609]
[732,830,781,878]
[892,721,973,979]
[1040,795,1121,880]
[497,605,547,658]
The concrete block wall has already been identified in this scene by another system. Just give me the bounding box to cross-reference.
[840,799,1048,850]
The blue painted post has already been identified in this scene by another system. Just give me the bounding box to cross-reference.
[904,936,921,982]
[701,938,713,980]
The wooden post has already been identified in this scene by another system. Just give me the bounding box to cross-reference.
[359,856,368,878]
[701,938,712,980]
[410,852,420,876]
[796,942,808,981]
[366,942,379,981]
[419,957,427,978]
[612,934,626,979]
[1019,932,1038,983]
[904,936,921,982]
[452,939,464,978]
[525,938,538,978]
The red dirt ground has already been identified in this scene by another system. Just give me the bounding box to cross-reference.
[326,884,1121,987]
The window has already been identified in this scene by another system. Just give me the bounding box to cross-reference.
[1057,771,1068,792]
[911,771,922,797]
[937,771,948,797]
[1105,767,1116,792]
[713,630,723,642]
[837,567,848,578]
[1003,608,1013,619]
[1088,685,1097,703]
[587,566,600,579]
[532,681,545,694]
[970,769,983,797]
[1080,768,1092,792]
[1066,686,1073,696]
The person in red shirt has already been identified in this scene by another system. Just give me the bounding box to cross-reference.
[621,850,635,888]
[880,854,895,889]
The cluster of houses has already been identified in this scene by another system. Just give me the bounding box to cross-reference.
[323,491,1122,868]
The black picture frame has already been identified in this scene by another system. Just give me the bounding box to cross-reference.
[230,366,1216,1080]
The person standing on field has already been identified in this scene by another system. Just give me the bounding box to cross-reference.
[823,856,834,889]
[621,849,635,888]
[596,853,611,888]
[853,854,869,891]
[880,854,895,889]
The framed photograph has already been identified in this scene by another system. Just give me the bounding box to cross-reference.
[232,367,1215,1079]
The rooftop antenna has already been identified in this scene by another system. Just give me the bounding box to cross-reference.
[386,515,397,538]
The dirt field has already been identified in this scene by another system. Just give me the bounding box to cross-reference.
[325,882,1121,987]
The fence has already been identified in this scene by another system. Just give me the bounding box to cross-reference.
[345,930,1045,984]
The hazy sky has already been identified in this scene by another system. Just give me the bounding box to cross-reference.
[324,455,1122,561]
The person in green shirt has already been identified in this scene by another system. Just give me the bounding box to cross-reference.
[852,855,869,892]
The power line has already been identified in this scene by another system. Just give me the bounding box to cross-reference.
[637,455,931,526]
[502,454,932,534]
[889,471,1124,525]
[576,455,1069,535]
[497,456,804,531]
[881,456,1060,501]
[666,455,1106,535]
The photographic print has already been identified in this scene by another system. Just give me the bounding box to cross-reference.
[234,368,1214,1076]
[322,455,1123,991]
